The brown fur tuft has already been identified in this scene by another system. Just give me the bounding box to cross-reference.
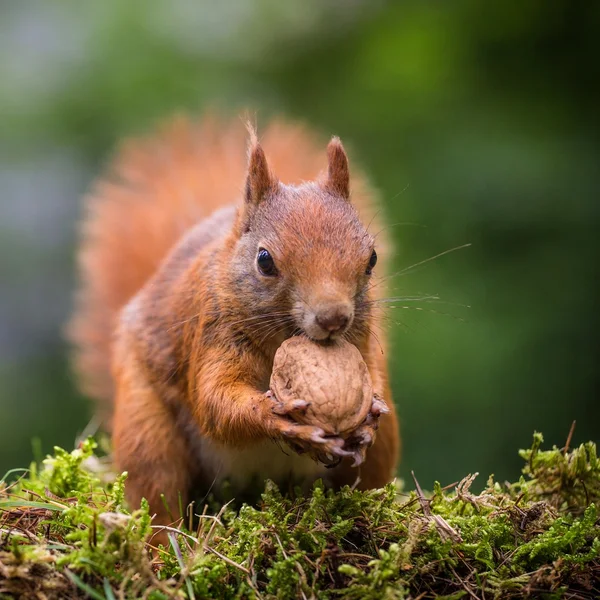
[325,136,350,199]
[245,140,277,205]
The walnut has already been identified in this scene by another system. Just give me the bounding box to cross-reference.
[270,336,373,438]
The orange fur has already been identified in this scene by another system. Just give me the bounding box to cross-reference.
[67,113,400,528]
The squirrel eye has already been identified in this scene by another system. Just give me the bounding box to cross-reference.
[366,249,377,275]
[257,248,277,277]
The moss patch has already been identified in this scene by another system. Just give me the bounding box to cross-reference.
[1,432,599,599]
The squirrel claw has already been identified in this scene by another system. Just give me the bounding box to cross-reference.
[347,423,377,448]
[280,423,326,444]
[351,445,368,467]
[324,437,354,458]
[314,437,353,466]
[352,394,389,434]
[273,399,310,416]
[371,393,390,416]
[267,390,310,416]
[359,430,373,445]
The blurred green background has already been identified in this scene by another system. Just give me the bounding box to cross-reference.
[1,1,598,488]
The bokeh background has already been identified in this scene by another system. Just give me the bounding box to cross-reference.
[1,1,598,488]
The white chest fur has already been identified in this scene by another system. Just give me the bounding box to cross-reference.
[196,437,328,491]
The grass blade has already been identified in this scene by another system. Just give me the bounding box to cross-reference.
[169,531,195,600]
[66,570,106,600]
[0,500,64,511]
[103,578,117,600]
[0,468,29,483]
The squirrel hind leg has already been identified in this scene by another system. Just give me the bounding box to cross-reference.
[112,348,194,543]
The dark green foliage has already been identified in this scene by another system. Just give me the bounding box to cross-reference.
[1,433,599,599]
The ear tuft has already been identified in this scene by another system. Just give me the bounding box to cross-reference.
[325,136,350,200]
[245,122,276,205]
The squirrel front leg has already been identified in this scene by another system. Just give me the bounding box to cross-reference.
[192,352,351,460]
[112,346,192,549]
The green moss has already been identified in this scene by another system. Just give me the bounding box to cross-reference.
[1,432,599,599]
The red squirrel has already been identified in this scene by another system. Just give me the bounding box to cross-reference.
[68,114,400,535]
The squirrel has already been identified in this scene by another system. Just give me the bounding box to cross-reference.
[67,113,400,540]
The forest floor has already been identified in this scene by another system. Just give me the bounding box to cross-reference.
[0,428,599,599]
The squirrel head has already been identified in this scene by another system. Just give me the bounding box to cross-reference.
[229,127,376,345]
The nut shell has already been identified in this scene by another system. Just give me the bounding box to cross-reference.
[270,336,372,437]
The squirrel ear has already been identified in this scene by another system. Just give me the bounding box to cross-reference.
[245,132,276,206]
[325,136,350,200]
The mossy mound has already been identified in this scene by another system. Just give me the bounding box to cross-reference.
[1,432,599,599]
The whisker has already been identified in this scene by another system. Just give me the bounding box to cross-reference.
[364,208,383,234]
[226,311,290,328]
[369,298,472,310]
[169,310,292,333]
[167,313,201,332]
[370,304,469,323]
[388,183,411,202]
[239,314,289,328]
[365,295,441,304]
[371,243,472,289]
[250,319,289,340]
[249,314,292,336]
[235,322,283,343]
[256,321,292,347]
[229,315,291,336]
[364,326,384,354]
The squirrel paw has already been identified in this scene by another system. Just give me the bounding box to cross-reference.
[279,423,353,465]
[343,393,390,467]
[265,390,351,465]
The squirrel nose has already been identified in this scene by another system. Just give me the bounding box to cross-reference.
[315,309,351,333]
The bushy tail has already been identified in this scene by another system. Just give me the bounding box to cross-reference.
[66,113,388,418]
